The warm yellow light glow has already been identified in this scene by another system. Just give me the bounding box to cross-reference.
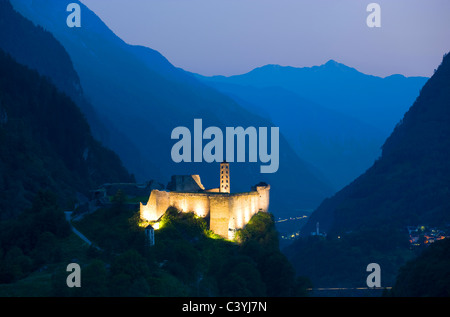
[237,212,243,229]
[195,203,207,218]
[206,230,222,240]
[180,199,188,213]
[138,218,162,230]
[244,207,250,223]
[138,220,151,228]
[141,203,158,222]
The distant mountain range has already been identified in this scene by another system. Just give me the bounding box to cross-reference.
[284,52,450,288]
[9,0,333,216]
[198,61,427,135]
[3,0,449,294]
[196,62,428,190]
[5,0,430,219]
[301,52,450,236]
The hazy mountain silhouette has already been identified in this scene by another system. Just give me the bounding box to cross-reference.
[283,53,450,288]
[10,0,333,215]
[200,61,427,135]
[0,0,148,183]
[302,52,450,236]
[197,62,428,190]
[194,79,385,190]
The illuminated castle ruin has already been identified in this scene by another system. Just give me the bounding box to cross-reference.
[140,162,270,239]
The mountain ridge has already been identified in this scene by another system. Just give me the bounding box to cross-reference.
[0,47,134,218]
[201,59,424,81]
[10,0,334,215]
[0,0,151,183]
[284,52,450,287]
[303,51,450,235]
[195,59,427,191]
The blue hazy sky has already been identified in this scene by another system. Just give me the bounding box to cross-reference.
[80,0,450,77]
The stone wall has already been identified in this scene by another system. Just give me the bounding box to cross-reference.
[209,194,232,239]
[140,190,170,222]
[140,185,270,239]
[169,192,210,218]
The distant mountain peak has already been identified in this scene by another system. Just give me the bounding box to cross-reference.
[324,59,340,66]
[255,64,290,72]
[245,59,360,77]
[319,59,358,73]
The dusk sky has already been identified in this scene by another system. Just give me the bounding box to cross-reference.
[80,0,450,78]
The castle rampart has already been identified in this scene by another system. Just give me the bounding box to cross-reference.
[140,163,270,239]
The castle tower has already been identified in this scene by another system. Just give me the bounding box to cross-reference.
[220,161,230,193]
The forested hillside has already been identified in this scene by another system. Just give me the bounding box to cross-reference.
[0,0,144,177]
[0,49,133,218]
[389,238,450,297]
[10,0,334,216]
[286,52,450,288]
[303,52,450,236]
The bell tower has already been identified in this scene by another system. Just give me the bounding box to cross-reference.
[220,161,230,193]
